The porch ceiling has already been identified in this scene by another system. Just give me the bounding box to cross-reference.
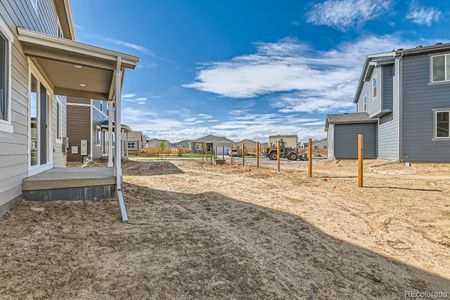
[17,27,139,100]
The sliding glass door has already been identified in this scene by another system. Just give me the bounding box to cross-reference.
[29,70,52,174]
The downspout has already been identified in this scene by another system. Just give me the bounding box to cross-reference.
[114,56,128,223]
[398,51,404,162]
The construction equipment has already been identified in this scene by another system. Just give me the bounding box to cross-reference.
[265,139,308,161]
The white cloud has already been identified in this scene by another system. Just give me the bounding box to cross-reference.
[122,107,327,143]
[406,1,441,26]
[185,35,420,113]
[123,93,137,98]
[306,0,391,30]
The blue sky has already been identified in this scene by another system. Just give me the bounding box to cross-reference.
[71,0,449,143]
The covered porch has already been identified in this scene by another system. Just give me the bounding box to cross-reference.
[17,28,139,222]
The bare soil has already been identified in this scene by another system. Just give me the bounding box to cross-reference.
[0,159,449,299]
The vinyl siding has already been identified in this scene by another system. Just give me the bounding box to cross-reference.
[402,53,450,161]
[367,67,382,117]
[382,65,394,111]
[91,100,108,160]
[333,123,377,159]
[0,0,64,210]
[377,60,399,160]
[66,102,90,163]
[356,82,369,112]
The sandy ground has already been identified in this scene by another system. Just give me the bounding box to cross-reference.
[0,159,449,299]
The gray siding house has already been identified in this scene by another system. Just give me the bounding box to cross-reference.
[0,0,138,218]
[326,43,450,162]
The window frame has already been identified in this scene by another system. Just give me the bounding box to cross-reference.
[0,17,14,133]
[363,94,367,111]
[433,109,450,140]
[430,54,450,83]
[127,141,137,150]
[95,125,101,146]
[55,98,62,143]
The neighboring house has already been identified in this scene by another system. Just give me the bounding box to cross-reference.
[125,131,145,153]
[0,0,138,217]
[326,43,450,161]
[313,138,328,149]
[235,139,258,149]
[146,138,174,148]
[191,134,234,154]
[177,139,193,148]
[66,98,109,162]
[268,135,298,148]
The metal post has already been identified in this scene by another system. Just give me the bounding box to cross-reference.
[114,57,122,189]
[308,138,313,178]
[358,134,364,187]
[108,101,113,167]
[277,140,280,172]
[256,142,260,168]
[241,142,245,166]
[126,131,129,158]
[231,144,234,164]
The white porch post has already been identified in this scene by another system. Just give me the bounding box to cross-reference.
[126,132,129,157]
[114,57,122,190]
[108,101,113,167]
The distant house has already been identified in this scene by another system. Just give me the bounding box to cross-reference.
[268,135,298,148]
[236,139,258,149]
[314,138,328,149]
[146,138,174,148]
[177,140,193,148]
[191,134,235,154]
[124,131,146,154]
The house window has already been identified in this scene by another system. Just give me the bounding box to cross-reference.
[363,95,367,111]
[0,17,13,133]
[127,142,137,150]
[372,78,377,98]
[56,101,62,140]
[435,110,449,138]
[431,55,450,82]
[99,101,103,112]
[195,143,202,150]
[95,126,101,146]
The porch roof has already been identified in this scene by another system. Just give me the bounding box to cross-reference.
[17,27,139,100]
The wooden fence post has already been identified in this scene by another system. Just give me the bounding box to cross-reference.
[358,134,363,187]
[308,138,313,178]
[277,140,280,172]
[242,142,245,166]
[256,142,260,168]
[215,145,218,160]
[222,145,225,160]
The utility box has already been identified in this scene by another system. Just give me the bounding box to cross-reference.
[80,140,88,156]
[71,146,78,155]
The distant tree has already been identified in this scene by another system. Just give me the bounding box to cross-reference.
[159,140,166,153]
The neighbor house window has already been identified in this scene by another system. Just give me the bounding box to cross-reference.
[363,95,367,111]
[0,17,13,133]
[96,126,101,146]
[431,55,450,82]
[372,78,377,98]
[127,142,137,150]
[56,101,62,140]
[435,110,449,138]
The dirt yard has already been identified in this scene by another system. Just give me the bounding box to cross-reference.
[0,160,449,299]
